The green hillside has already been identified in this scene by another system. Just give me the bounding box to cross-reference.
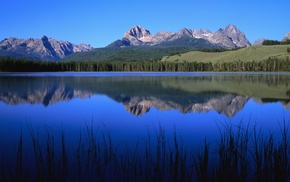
[161,45,290,63]
[61,47,193,62]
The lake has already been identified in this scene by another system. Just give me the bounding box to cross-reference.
[1,72,290,181]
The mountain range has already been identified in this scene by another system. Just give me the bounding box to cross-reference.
[0,25,289,61]
[63,24,254,62]
[107,24,251,48]
[0,36,93,61]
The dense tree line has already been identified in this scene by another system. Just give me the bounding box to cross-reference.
[1,57,290,72]
[262,39,290,45]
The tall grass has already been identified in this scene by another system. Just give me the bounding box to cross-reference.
[1,120,290,181]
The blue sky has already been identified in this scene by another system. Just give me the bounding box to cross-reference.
[1,0,289,47]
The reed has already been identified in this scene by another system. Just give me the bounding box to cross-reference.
[1,120,290,181]
[193,139,210,181]
[1,156,5,182]
[45,128,55,182]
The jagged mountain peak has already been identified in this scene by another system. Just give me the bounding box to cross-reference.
[221,24,251,47]
[42,35,49,39]
[178,28,193,35]
[125,26,152,39]
[121,25,154,45]
[223,24,243,36]
[224,24,239,31]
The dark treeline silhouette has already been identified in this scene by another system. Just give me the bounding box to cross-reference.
[262,39,290,45]
[1,57,290,72]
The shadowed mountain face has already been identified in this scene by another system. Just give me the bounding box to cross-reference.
[0,73,290,117]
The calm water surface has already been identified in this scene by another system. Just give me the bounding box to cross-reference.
[1,72,290,163]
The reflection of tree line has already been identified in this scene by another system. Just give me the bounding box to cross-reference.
[171,74,290,86]
[162,74,290,101]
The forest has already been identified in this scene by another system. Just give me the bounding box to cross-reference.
[1,56,290,72]
[262,39,290,45]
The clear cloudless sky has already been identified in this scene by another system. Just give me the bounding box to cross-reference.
[1,0,289,47]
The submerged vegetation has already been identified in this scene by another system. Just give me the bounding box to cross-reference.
[1,120,290,181]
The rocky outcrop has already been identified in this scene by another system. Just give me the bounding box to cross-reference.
[107,24,251,48]
[0,36,93,61]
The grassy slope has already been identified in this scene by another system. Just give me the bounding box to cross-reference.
[161,45,290,63]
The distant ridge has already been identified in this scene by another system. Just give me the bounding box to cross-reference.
[1,25,288,62]
[0,36,93,61]
[253,38,266,45]
[282,32,290,41]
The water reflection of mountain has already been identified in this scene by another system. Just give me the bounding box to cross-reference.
[0,77,92,106]
[0,73,290,117]
[117,94,249,117]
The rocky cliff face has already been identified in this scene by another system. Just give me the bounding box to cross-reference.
[108,24,251,48]
[0,36,93,61]
[222,24,251,47]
